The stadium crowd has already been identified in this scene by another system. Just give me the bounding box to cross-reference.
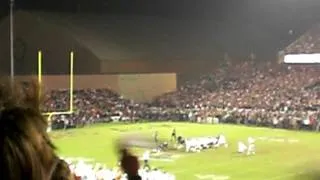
[42,60,320,131]
[42,88,135,128]
[285,24,320,54]
[1,39,320,180]
[154,60,320,129]
[2,17,320,180]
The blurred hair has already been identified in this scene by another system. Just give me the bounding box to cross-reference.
[50,159,74,180]
[0,79,73,180]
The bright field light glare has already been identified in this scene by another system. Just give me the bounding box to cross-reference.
[284,54,320,63]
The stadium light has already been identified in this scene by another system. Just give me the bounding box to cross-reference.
[284,54,320,64]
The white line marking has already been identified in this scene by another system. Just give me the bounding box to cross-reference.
[256,136,300,144]
[177,155,319,179]
[174,159,242,174]
[233,157,320,177]
[266,171,304,180]
[140,158,174,162]
[195,174,230,180]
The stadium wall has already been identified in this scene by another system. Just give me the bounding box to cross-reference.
[15,73,176,102]
[15,75,120,92]
[118,73,176,102]
[100,59,216,74]
[101,59,216,88]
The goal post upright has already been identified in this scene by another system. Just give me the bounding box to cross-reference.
[37,50,75,131]
[69,51,74,114]
[38,51,42,100]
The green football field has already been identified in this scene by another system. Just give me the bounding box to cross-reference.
[51,122,320,180]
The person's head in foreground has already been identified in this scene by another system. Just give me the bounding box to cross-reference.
[0,79,73,180]
[118,145,141,180]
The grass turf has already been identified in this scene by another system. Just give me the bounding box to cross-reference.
[51,122,320,180]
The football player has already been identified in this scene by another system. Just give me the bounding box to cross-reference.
[238,141,247,153]
[247,137,256,155]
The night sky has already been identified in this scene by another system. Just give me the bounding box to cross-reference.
[0,0,317,20]
[1,0,320,59]
[2,0,318,21]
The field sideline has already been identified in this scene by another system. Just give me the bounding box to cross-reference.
[51,122,320,180]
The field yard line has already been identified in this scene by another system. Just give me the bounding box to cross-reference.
[174,151,282,174]
[234,158,302,175]
[174,154,279,174]
[174,157,257,174]
[266,171,304,180]
[188,158,275,177]
[176,155,318,178]
[233,157,320,179]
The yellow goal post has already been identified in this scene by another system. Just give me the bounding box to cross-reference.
[37,50,75,132]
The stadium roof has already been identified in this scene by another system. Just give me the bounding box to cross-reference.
[25,11,226,62]
[284,24,320,54]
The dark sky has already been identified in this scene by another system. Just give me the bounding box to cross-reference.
[1,0,320,59]
[2,0,319,22]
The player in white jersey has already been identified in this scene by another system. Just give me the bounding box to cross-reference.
[194,138,201,150]
[237,141,247,153]
[201,137,210,149]
[185,139,200,152]
[215,134,228,148]
[247,137,256,155]
[142,151,151,169]
[185,139,192,152]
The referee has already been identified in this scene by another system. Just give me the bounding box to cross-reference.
[153,131,158,144]
[171,128,176,142]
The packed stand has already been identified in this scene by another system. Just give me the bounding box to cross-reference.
[285,24,320,54]
[152,60,320,130]
[42,89,135,128]
[41,60,320,131]
[155,61,320,110]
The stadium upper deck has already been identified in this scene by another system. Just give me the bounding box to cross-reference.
[284,24,320,54]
